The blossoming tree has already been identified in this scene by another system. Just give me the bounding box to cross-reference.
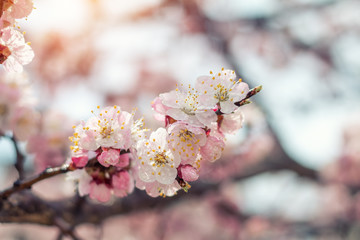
[0,1,266,237]
[1,0,356,239]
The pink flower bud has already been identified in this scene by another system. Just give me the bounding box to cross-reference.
[98,148,121,167]
[71,155,88,168]
[179,165,199,182]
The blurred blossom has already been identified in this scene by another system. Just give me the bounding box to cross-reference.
[325,0,360,30]
[231,29,292,69]
[240,217,286,240]
[32,32,95,91]
[322,114,360,187]
[0,70,38,141]
[10,105,39,141]
[284,10,331,46]
[26,111,72,172]
[316,184,352,223]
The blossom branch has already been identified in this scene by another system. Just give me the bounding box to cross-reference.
[0,164,74,199]
[216,85,263,115]
[0,150,319,227]
[175,2,319,181]
[0,137,319,235]
[235,85,263,107]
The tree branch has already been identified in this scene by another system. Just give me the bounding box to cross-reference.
[0,152,319,228]
[0,164,74,199]
[54,218,81,240]
[10,135,26,180]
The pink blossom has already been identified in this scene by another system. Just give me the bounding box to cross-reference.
[66,169,92,196]
[67,106,146,201]
[219,108,244,134]
[151,96,170,122]
[70,106,138,153]
[71,121,97,152]
[89,182,112,203]
[196,69,249,114]
[0,27,34,72]
[71,150,89,168]
[137,128,180,185]
[131,117,148,142]
[136,177,181,198]
[159,84,217,127]
[167,121,206,164]
[200,135,226,162]
[85,106,133,150]
[178,164,199,182]
[8,0,34,19]
[68,165,135,202]
[97,147,121,167]
[112,170,134,197]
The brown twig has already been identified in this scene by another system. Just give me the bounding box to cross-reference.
[0,154,319,227]
[216,85,263,115]
[0,164,74,199]
[235,85,263,107]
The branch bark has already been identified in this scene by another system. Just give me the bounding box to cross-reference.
[10,135,26,180]
[0,153,318,228]
[0,164,74,199]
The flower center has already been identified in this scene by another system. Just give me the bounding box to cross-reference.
[214,86,229,102]
[97,117,114,138]
[100,125,112,137]
[181,92,199,115]
[154,153,168,167]
[178,129,194,142]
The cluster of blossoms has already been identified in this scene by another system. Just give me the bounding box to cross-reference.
[0,0,34,72]
[68,68,252,202]
[67,106,147,202]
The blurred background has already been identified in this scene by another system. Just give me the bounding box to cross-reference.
[1,0,360,239]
